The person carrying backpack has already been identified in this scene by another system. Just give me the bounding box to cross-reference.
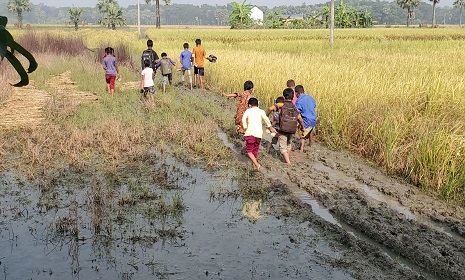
[267,88,304,164]
[141,39,159,76]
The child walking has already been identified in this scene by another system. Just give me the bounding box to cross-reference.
[102,47,120,95]
[192,38,212,89]
[141,59,155,105]
[295,85,317,152]
[242,98,276,170]
[222,80,254,134]
[267,88,305,164]
[265,96,284,153]
[180,42,193,90]
[155,52,176,93]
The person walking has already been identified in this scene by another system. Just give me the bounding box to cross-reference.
[102,47,120,95]
[141,39,159,76]
[295,85,317,152]
[192,38,212,89]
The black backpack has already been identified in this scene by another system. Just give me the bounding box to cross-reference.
[141,49,155,70]
[279,101,299,134]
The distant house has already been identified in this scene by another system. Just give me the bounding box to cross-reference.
[250,6,264,25]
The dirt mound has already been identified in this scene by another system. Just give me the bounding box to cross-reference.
[0,71,98,129]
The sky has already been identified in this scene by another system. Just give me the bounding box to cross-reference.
[30,0,454,8]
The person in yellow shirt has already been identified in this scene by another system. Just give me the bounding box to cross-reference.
[242,98,276,171]
[192,38,212,89]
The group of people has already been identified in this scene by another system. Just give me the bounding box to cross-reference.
[139,38,214,101]
[103,40,316,170]
[102,38,213,98]
[223,79,317,170]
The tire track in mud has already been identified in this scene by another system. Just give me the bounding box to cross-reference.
[0,71,98,129]
[277,145,465,280]
[218,129,465,279]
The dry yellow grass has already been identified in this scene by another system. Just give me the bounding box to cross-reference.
[4,28,465,202]
[139,27,465,200]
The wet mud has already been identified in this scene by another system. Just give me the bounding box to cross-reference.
[260,141,465,280]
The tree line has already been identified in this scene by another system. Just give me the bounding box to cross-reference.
[2,0,465,29]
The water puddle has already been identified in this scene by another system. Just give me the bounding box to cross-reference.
[294,190,341,226]
[313,162,416,219]
[0,152,353,279]
[258,169,434,278]
[312,161,460,239]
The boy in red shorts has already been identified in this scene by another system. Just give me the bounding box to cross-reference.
[102,47,120,95]
[242,98,276,170]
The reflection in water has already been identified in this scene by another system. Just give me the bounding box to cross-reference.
[0,155,355,280]
[242,198,263,222]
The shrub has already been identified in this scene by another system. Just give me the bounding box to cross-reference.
[95,42,137,72]
[16,31,88,55]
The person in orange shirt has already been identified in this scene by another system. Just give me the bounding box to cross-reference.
[192,38,212,89]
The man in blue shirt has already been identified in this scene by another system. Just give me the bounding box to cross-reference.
[179,43,193,90]
[295,85,317,152]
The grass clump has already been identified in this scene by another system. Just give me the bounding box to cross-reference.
[16,31,88,55]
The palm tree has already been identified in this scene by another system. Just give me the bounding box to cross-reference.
[396,0,421,27]
[7,0,32,29]
[430,0,440,27]
[97,0,116,29]
[214,9,229,26]
[263,10,285,28]
[68,7,84,31]
[454,0,465,27]
[145,0,171,29]
[106,3,125,30]
[229,0,253,28]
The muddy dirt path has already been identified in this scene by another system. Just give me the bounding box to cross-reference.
[0,71,97,128]
[226,134,465,279]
